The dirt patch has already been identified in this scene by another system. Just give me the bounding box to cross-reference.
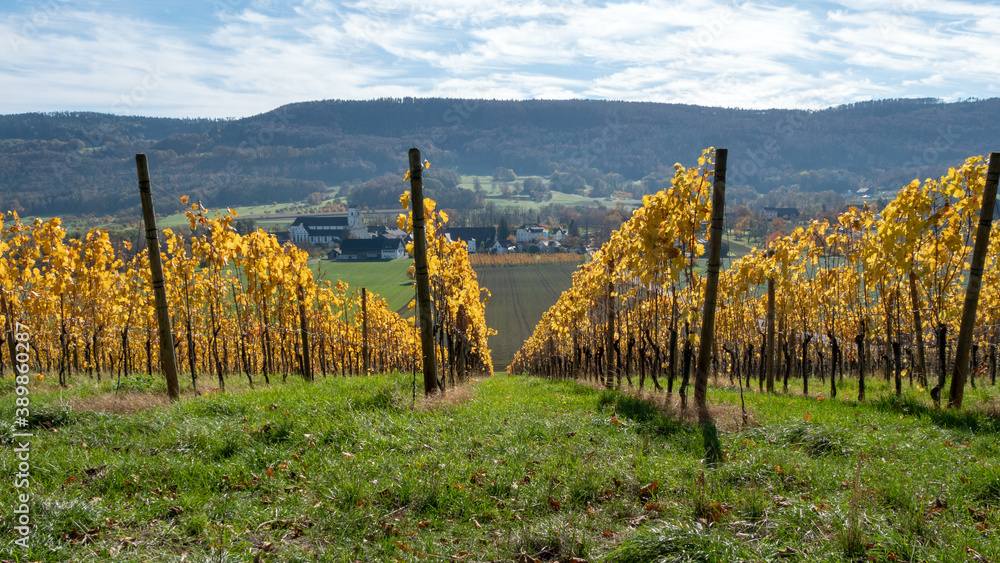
[629,389,752,432]
[69,392,174,415]
[415,378,479,410]
[574,378,754,432]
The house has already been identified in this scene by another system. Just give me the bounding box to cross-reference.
[326,248,341,261]
[445,227,498,252]
[540,240,563,253]
[288,206,368,244]
[379,227,408,240]
[338,238,405,261]
[762,207,800,221]
[367,224,389,238]
[549,227,568,241]
[515,224,548,245]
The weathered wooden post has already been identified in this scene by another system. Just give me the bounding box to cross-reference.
[297,283,312,381]
[695,148,727,425]
[135,154,180,400]
[605,279,615,389]
[409,148,439,395]
[765,259,776,393]
[908,273,928,386]
[990,344,997,386]
[362,287,370,375]
[948,151,999,409]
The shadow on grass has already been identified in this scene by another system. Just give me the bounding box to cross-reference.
[596,389,713,461]
[872,394,1000,433]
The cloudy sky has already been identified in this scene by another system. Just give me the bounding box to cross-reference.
[2,0,999,118]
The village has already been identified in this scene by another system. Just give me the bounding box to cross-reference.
[284,205,575,261]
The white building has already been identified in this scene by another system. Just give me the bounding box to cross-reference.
[515,224,548,244]
[288,206,368,244]
[338,238,406,261]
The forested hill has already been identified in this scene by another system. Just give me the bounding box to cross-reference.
[2,97,998,217]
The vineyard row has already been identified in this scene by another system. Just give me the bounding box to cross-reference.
[1,183,494,393]
[511,149,1000,410]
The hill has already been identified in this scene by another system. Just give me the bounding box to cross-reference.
[2,97,999,218]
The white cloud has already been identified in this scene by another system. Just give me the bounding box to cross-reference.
[0,0,998,118]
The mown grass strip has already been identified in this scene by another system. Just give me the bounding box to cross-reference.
[1,374,998,562]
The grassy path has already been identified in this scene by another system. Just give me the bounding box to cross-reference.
[2,374,999,561]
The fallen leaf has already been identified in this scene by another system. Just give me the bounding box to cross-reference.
[638,481,659,497]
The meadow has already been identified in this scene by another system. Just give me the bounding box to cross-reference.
[310,258,414,314]
[2,372,999,562]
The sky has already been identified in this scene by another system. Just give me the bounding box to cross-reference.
[2,0,999,119]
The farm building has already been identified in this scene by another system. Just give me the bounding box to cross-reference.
[338,238,406,261]
[445,227,500,253]
[288,206,368,244]
[762,207,800,220]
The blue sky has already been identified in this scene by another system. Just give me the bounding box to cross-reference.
[2,0,999,118]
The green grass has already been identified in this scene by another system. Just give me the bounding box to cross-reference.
[486,192,642,212]
[3,374,1000,562]
[311,258,413,313]
[476,262,579,369]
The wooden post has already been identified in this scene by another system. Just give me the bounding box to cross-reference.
[909,272,928,386]
[1,297,18,376]
[135,154,180,400]
[695,148,726,423]
[297,284,312,381]
[990,344,997,386]
[605,280,615,389]
[409,148,439,395]
[362,287,370,375]
[856,321,867,402]
[948,151,999,409]
[765,272,776,393]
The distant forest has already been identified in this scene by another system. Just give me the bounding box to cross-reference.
[1,97,998,217]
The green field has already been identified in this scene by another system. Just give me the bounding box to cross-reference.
[476,262,580,369]
[307,258,576,365]
[310,258,413,313]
